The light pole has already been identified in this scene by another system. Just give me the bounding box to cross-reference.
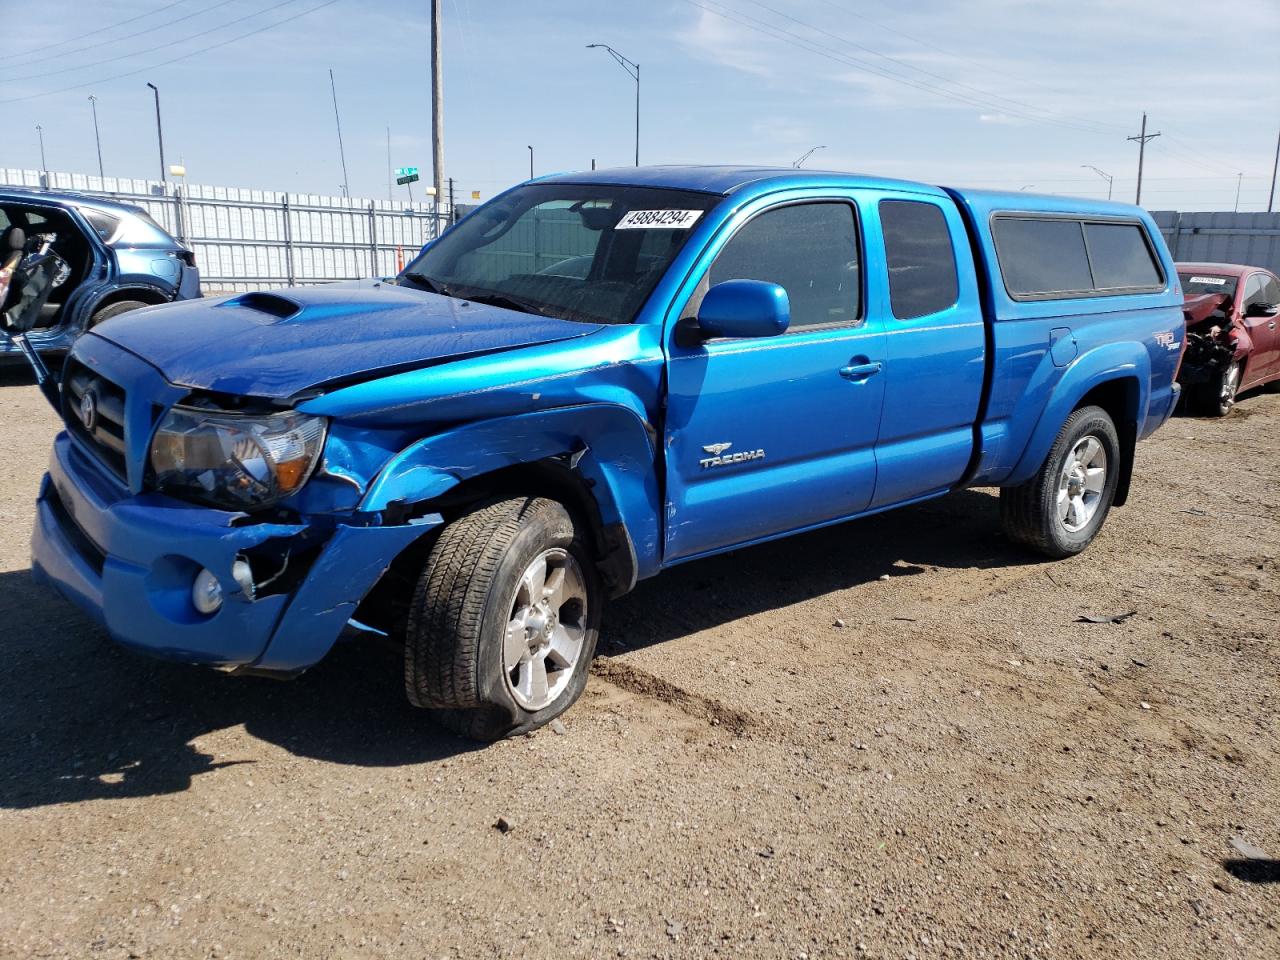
[145,82,167,185]
[328,68,350,201]
[527,145,534,181]
[587,44,639,166]
[793,145,826,168]
[35,124,47,181]
[1234,172,1243,213]
[88,95,104,181]
[1080,164,1114,200]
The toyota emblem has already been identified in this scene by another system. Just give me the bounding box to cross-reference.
[79,390,98,432]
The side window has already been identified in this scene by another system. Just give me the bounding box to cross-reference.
[879,200,959,319]
[1242,274,1267,308]
[1083,222,1162,289]
[709,202,860,329]
[1261,275,1280,306]
[993,218,1093,297]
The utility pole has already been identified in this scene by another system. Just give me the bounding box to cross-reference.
[431,0,445,225]
[587,44,640,165]
[1127,112,1160,206]
[1268,128,1279,213]
[35,124,47,181]
[1234,172,1243,213]
[88,96,104,180]
[329,69,350,200]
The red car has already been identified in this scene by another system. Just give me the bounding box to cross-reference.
[1177,262,1280,415]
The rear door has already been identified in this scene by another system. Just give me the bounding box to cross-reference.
[663,194,887,562]
[866,195,985,508]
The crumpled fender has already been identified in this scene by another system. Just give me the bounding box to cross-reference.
[359,403,663,581]
[1004,342,1149,488]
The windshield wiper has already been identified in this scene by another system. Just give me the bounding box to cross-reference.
[401,271,452,296]
[458,290,551,317]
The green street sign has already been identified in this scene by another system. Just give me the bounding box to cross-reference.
[394,166,419,177]
[396,173,420,186]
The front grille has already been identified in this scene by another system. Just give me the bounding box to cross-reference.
[63,359,128,480]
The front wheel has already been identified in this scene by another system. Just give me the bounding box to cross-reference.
[1000,405,1121,558]
[1200,359,1242,417]
[404,497,600,741]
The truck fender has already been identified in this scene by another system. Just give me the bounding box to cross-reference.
[359,403,663,587]
[1005,343,1150,490]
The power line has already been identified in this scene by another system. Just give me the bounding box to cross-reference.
[735,0,1120,135]
[0,0,341,105]
[0,0,188,61]
[0,0,301,85]
[0,0,244,74]
[681,0,1116,137]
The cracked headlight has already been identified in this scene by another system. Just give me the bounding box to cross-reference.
[149,407,327,509]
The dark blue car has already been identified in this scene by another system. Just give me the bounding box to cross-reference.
[0,188,200,363]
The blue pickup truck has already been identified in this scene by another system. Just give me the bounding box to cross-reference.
[22,166,1184,740]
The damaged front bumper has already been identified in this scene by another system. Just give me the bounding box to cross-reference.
[31,431,439,675]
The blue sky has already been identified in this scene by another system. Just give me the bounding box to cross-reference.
[3,0,1279,211]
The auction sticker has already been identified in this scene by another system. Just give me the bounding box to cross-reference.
[616,209,704,229]
[1188,276,1227,285]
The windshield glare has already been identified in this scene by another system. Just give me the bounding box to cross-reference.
[401,183,721,324]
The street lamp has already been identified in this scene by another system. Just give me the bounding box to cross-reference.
[587,44,639,166]
[88,96,104,180]
[35,124,47,181]
[528,145,534,181]
[793,145,826,168]
[1080,164,1114,201]
[145,82,167,185]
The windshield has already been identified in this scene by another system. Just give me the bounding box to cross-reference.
[401,183,721,324]
[1179,273,1237,297]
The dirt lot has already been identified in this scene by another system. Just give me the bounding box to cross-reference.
[1,368,1277,960]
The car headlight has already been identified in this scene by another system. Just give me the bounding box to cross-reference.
[149,406,327,509]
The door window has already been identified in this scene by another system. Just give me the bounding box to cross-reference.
[879,200,959,319]
[1242,274,1267,310]
[707,202,861,330]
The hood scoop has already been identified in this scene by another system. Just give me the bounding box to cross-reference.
[221,291,302,322]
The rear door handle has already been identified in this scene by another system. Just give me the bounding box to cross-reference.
[839,360,883,382]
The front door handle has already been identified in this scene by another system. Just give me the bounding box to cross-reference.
[839,360,883,382]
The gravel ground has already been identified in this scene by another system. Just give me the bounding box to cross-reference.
[1,366,1277,959]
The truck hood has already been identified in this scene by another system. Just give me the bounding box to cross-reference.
[90,283,606,400]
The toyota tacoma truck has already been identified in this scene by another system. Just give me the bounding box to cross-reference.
[16,166,1185,740]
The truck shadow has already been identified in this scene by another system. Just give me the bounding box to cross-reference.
[0,488,1034,809]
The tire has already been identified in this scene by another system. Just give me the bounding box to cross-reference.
[1198,359,1241,417]
[1000,405,1121,559]
[88,300,149,328]
[404,497,601,741]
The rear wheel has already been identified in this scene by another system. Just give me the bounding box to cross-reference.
[1000,405,1120,558]
[404,497,600,741]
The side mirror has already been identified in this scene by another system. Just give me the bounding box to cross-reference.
[1244,301,1279,318]
[696,279,790,340]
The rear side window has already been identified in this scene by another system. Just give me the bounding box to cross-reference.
[880,200,959,319]
[709,202,861,329]
[1083,222,1161,289]
[993,216,1164,300]
[993,218,1093,296]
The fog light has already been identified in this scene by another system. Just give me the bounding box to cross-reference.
[192,568,224,615]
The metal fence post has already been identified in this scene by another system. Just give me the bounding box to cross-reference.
[367,202,378,278]
[281,194,296,287]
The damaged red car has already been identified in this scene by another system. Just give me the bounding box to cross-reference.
[1177,262,1280,415]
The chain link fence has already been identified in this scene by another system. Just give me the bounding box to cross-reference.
[2,168,450,291]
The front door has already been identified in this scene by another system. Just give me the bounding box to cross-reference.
[663,197,886,563]
[1240,272,1280,385]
